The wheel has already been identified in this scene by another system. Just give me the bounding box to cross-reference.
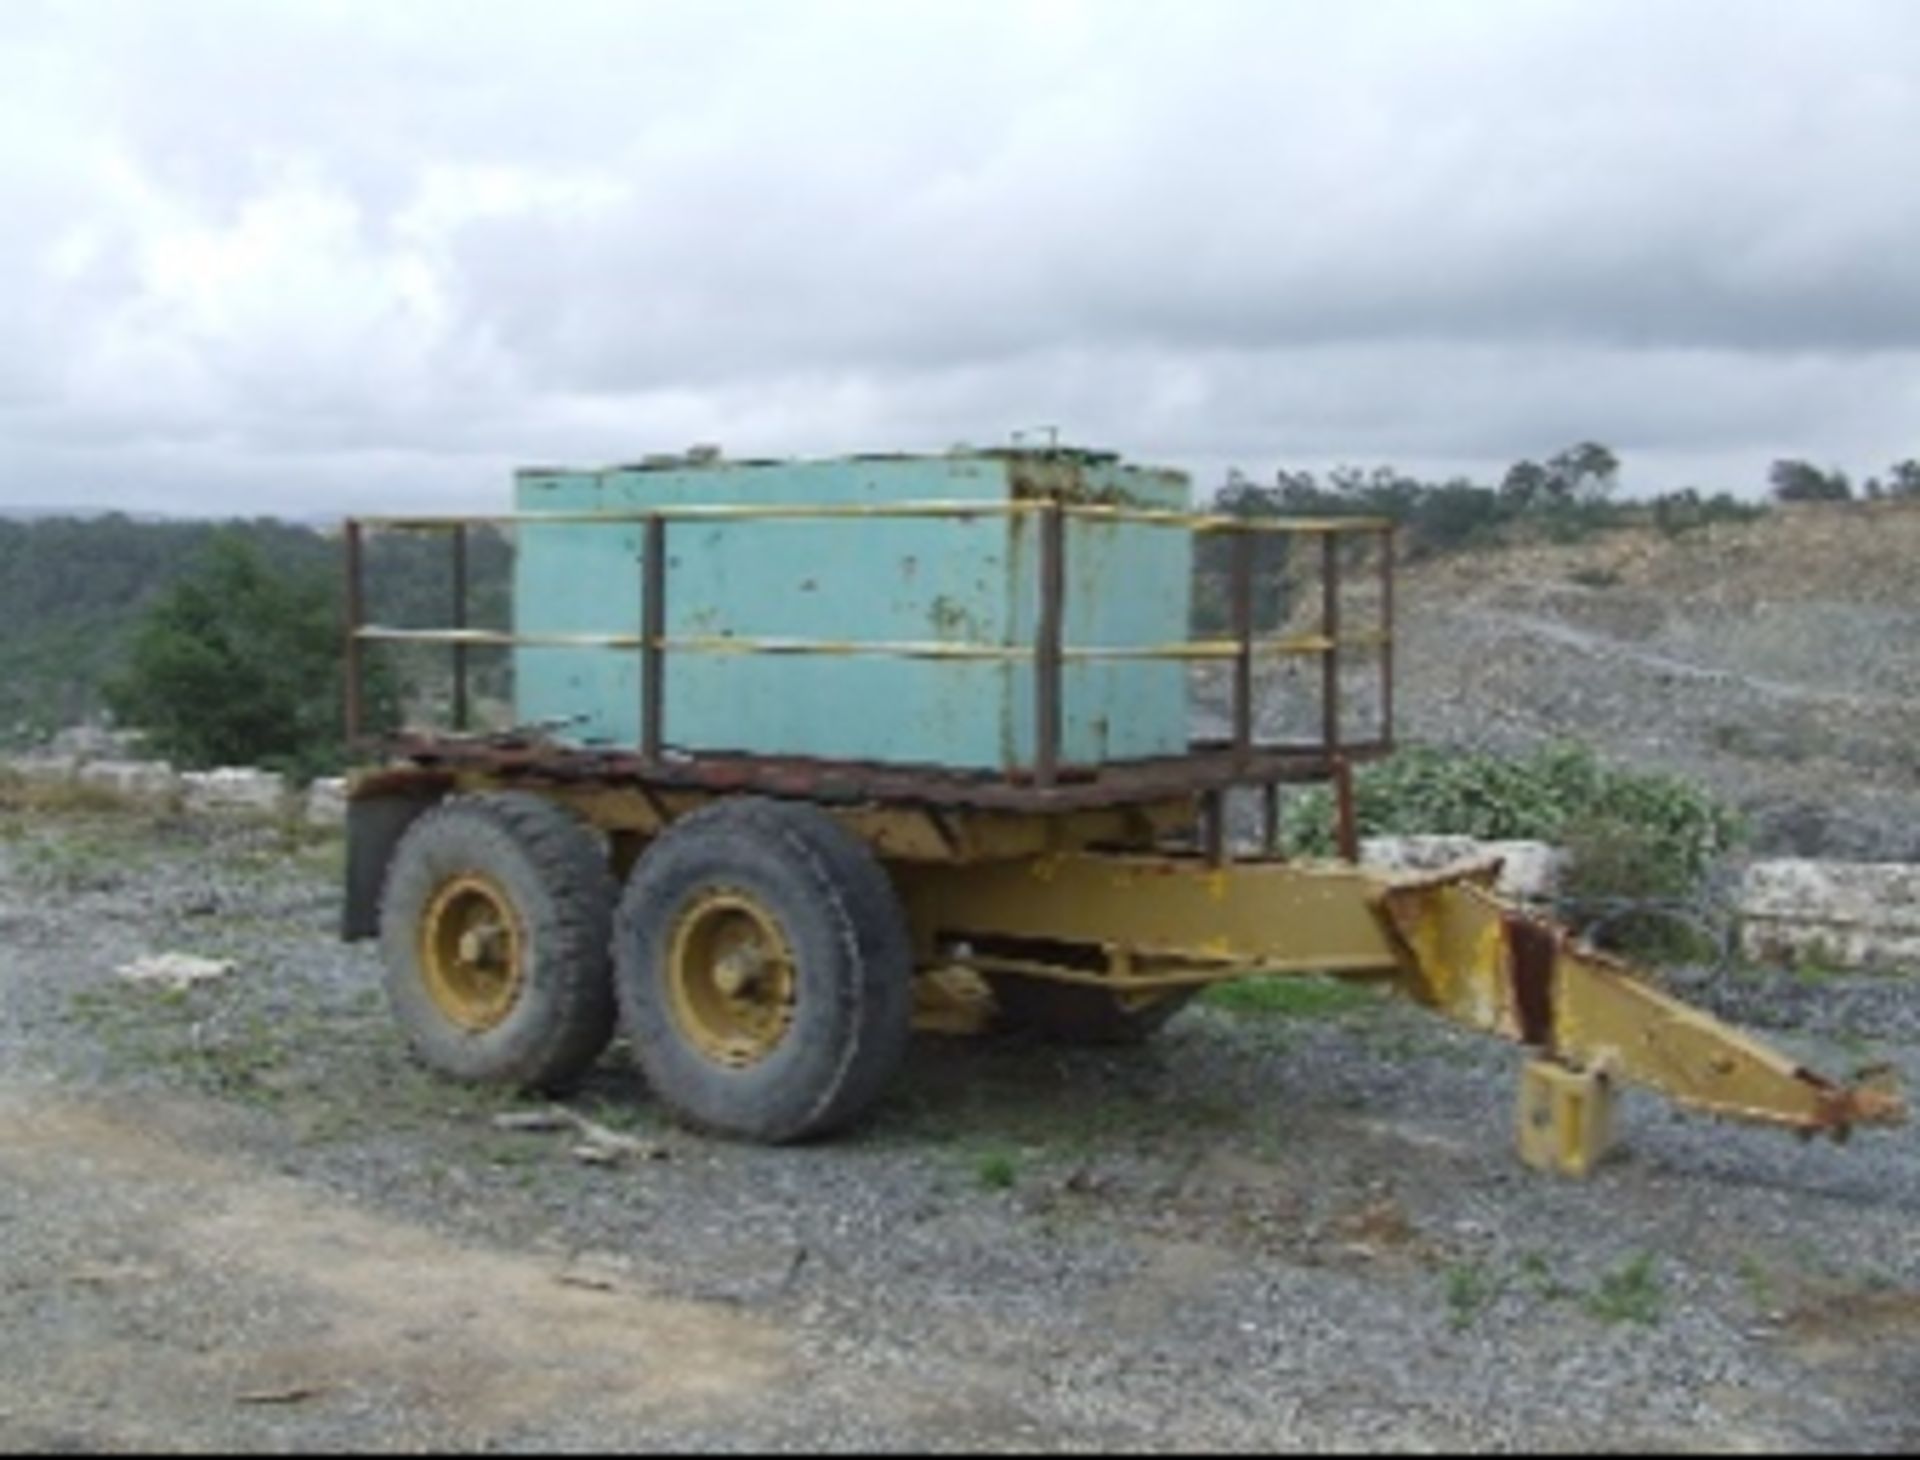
[612,797,913,1143]
[987,978,1196,1046]
[379,792,617,1090]
[978,937,1195,1045]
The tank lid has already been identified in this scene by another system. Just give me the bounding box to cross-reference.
[518,442,1171,477]
[976,444,1120,466]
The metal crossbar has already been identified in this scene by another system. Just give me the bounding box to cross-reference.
[349,502,1395,534]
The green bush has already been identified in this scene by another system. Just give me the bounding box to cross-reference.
[104,532,400,782]
[1648,489,1766,537]
[1284,743,1742,901]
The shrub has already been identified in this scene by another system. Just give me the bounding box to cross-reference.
[1284,743,1743,905]
[1648,489,1765,537]
[104,532,399,782]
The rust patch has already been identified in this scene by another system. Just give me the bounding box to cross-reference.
[1812,1063,1907,1134]
[999,449,1152,507]
[379,732,1390,815]
[347,766,456,802]
[1505,914,1557,1048]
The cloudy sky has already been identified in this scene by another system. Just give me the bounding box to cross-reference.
[4,0,1918,517]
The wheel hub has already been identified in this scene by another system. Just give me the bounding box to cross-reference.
[418,873,526,1033]
[665,890,797,1069]
[457,924,507,966]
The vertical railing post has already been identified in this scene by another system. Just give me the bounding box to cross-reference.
[1230,526,1254,766]
[1261,782,1282,857]
[343,519,365,746]
[1034,500,1065,786]
[642,515,666,764]
[1333,754,1359,863]
[1202,787,1227,867]
[450,523,470,732]
[1320,530,1342,761]
[1378,523,1395,750]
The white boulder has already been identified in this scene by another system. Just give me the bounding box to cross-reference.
[1360,835,1567,903]
[3,754,82,786]
[116,952,237,991]
[75,759,180,801]
[180,767,288,816]
[304,777,348,826]
[1737,859,1920,974]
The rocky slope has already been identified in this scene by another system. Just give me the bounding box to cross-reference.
[1201,499,1920,861]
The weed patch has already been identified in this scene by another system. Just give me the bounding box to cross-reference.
[974,1147,1020,1191]
[1737,1255,1778,1314]
[68,983,298,1105]
[1586,1252,1665,1325]
[1518,1251,1576,1303]
[1444,1261,1504,1332]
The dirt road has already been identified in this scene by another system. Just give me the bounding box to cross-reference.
[0,1086,796,1452]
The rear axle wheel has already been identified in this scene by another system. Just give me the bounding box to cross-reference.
[614,798,913,1143]
[381,793,617,1091]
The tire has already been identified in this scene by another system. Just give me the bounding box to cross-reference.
[380,792,617,1091]
[612,797,913,1143]
[988,979,1196,1045]
[981,938,1196,1045]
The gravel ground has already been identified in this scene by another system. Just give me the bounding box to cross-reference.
[1,808,1916,1453]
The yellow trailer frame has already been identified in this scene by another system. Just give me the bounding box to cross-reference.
[893,845,1904,1174]
[347,770,1905,1177]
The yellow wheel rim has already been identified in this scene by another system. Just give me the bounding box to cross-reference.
[665,889,798,1069]
[418,872,526,1033]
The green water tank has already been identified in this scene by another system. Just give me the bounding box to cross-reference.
[512,448,1193,772]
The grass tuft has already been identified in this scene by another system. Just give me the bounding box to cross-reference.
[1586,1252,1665,1326]
[1202,975,1380,1019]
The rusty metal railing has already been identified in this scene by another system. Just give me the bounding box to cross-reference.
[343,500,1395,852]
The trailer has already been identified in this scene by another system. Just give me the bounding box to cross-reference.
[339,446,1903,1176]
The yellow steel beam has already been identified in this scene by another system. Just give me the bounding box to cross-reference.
[1374,872,1906,1139]
[1058,503,1396,535]
[900,850,1905,1146]
[896,852,1407,973]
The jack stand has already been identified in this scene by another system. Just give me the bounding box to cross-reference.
[1517,1059,1617,1178]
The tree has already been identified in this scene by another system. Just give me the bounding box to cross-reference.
[1500,443,1618,509]
[1500,460,1550,510]
[1768,459,1852,503]
[1213,468,1283,520]
[105,531,397,780]
[1544,441,1619,502]
[1888,459,1920,499]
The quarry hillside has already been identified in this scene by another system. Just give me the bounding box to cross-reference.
[1387,500,1920,861]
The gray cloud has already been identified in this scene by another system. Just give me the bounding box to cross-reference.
[3,0,1917,516]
